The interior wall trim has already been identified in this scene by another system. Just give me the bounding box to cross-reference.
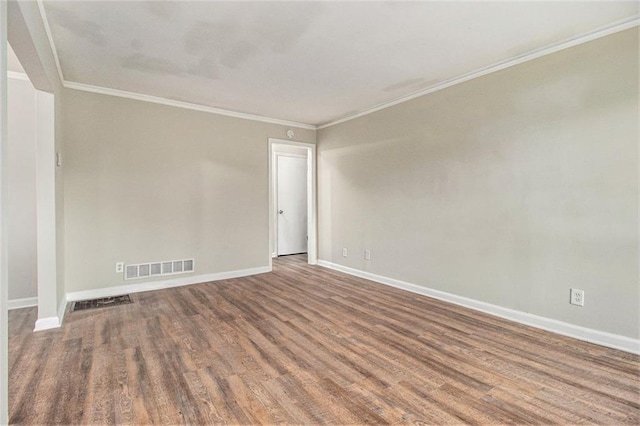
[36,0,637,132]
[32,294,67,331]
[65,265,272,302]
[63,81,316,130]
[317,260,640,355]
[7,297,37,310]
[7,71,29,81]
[33,316,59,332]
[317,15,640,129]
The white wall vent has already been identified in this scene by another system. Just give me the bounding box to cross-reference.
[125,265,138,280]
[150,263,162,275]
[125,258,195,280]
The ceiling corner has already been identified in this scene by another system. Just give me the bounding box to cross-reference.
[36,0,64,85]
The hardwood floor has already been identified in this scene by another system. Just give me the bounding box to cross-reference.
[9,255,640,424]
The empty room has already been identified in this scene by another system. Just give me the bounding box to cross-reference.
[1,0,639,424]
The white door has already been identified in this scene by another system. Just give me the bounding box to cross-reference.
[277,155,307,255]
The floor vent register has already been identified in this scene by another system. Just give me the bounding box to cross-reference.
[71,295,133,312]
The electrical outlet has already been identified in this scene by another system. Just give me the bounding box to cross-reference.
[342,248,348,258]
[115,262,124,273]
[570,288,584,306]
[364,250,371,260]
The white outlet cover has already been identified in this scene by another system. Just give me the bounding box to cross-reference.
[570,288,584,306]
[342,248,348,257]
[115,262,124,273]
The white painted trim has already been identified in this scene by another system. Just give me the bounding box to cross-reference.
[35,0,64,85]
[318,15,640,129]
[66,265,271,302]
[7,71,29,81]
[268,138,318,269]
[31,296,64,331]
[39,8,637,132]
[63,81,316,130]
[1,1,10,421]
[275,152,307,159]
[31,296,65,330]
[35,90,58,328]
[317,260,640,355]
[8,297,37,310]
[33,316,60,332]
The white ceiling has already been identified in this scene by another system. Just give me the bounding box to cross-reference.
[41,1,638,127]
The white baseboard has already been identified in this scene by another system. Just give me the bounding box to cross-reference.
[66,265,272,302]
[317,260,640,354]
[34,316,60,332]
[33,297,67,331]
[8,297,37,310]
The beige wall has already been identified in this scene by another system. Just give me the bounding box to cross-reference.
[7,77,37,301]
[318,29,639,339]
[62,88,315,293]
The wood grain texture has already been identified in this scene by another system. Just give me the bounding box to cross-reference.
[9,255,640,424]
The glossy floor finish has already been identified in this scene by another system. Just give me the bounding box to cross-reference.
[9,255,640,424]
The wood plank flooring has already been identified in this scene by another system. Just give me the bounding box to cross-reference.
[9,255,640,424]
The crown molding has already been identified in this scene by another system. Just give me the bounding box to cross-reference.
[63,81,317,130]
[36,2,638,132]
[7,71,29,81]
[36,0,64,85]
[39,0,313,129]
[318,15,640,130]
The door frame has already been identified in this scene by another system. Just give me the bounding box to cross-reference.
[1,2,9,422]
[268,138,317,267]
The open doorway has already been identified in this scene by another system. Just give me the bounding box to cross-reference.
[7,44,38,312]
[268,138,317,268]
[6,41,59,331]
